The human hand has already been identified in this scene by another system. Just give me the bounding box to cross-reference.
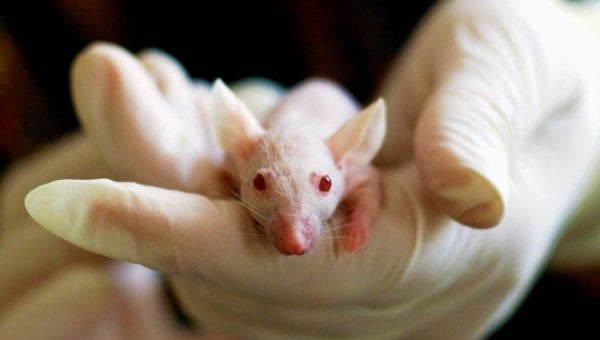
[0,135,232,339]
[0,46,274,339]
[22,0,600,338]
[377,0,600,228]
[376,0,600,271]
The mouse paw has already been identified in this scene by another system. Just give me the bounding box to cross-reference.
[343,208,370,253]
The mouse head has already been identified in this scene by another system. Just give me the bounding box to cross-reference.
[213,80,385,255]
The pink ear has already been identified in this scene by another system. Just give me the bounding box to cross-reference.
[327,99,386,167]
[212,79,265,163]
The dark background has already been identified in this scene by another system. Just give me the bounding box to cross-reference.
[0,1,597,338]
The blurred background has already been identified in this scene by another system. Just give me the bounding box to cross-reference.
[0,0,597,338]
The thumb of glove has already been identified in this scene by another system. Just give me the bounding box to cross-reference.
[402,0,588,228]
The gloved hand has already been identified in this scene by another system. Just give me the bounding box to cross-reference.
[13,0,600,338]
[0,51,275,340]
[0,135,228,339]
[376,0,600,269]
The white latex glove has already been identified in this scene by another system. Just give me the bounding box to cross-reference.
[376,0,600,268]
[0,136,230,339]
[17,0,600,338]
[0,54,270,340]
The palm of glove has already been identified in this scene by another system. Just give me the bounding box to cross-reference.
[21,0,600,338]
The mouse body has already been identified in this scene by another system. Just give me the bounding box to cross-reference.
[214,79,386,255]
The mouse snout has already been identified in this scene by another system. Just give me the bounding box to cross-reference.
[275,230,310,255]
[271,216,317,255]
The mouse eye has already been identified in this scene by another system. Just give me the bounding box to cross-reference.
[318,175,332,192]
[253,173,267,191]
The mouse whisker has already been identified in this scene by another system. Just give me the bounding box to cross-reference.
[327,213,353,228]
[237,175,255,190]
[240,202,269,222]
[231,194,268,220]
[323,225,351,233]
[227,188,270,222]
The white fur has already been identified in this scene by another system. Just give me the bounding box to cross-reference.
[213,79,386,254]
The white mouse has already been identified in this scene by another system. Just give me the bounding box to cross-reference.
[213,79,386,255]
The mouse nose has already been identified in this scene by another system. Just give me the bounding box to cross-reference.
[272,218,316,255]
[275,230,309,255]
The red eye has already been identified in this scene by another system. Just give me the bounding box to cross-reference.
[319,175,332,192]
[253,173,266,191]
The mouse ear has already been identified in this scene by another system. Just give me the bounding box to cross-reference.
[327,98,386,167]
[212,79,265,163]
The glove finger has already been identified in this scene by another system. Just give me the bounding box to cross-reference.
[24,179,249,275]
[71,42,222,193]
[230,77,284,123]
[375,28,431,166]
[385,0,586,227]
[138,49,207,139]
[191,80,212,119]
[138,50,224,178]
[1,134,112,228]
